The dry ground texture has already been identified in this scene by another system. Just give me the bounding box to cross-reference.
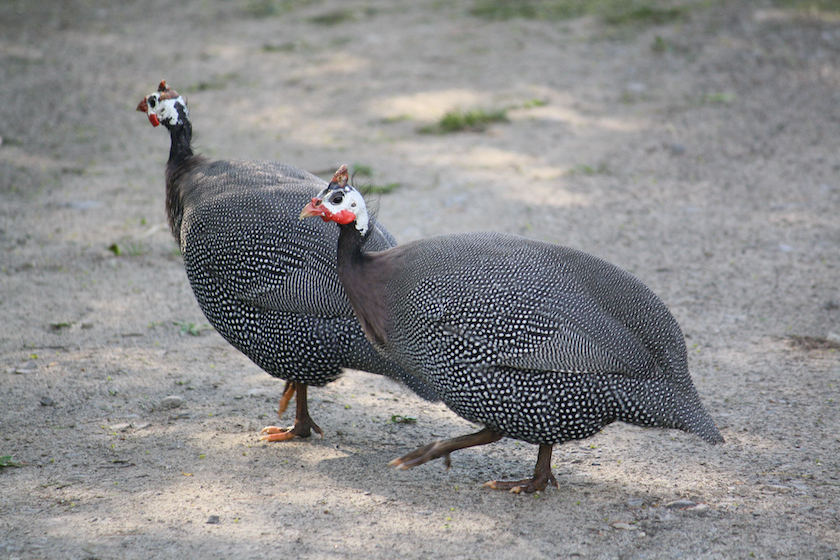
[1,0,839,558]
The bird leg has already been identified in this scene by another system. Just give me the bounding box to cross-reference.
[259,382,324,442]
[277,380,296,417]
[388,427,503,470]
[483,443,558,494]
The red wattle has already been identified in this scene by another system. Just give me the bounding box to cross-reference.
[332,209,357,225]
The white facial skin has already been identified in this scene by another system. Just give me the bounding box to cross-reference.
[147,92,188,127]
[320,186,370,235]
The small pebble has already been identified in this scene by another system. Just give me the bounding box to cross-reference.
[108,423,131,432]
[39,396,55,407]
[626,497,645,508]
[67,200,102,211]
[686,504,710,514]
[206,515,220,524]
[664,499,697,509]
[612,522,637,531]
[160,396,183,409]
[15,361,38,374]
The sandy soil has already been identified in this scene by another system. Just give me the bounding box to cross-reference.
[1,0,839,558]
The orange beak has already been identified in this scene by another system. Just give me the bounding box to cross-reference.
[299,197,329,220]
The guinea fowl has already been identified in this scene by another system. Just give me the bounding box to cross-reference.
[301,167,724,493]
[136,81,434,441]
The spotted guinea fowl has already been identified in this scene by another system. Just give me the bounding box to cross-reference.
[136,81,435,441]
[300,166,723,493]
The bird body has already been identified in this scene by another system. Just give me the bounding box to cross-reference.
[137,82,433,441]
[357,232,719,444]
[302,168,723,492]
[176,160,401,385]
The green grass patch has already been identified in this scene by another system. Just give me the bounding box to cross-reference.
[470,0,691,25]
[522,98,548,109]
[245,0,317,18]
[108,241,146,257]
[366,182,401,195]
[351,163,374,177]
[568,162,610,175]
[419,107,509,134]
[308,8,376,27]
[262,42,300,53]
[309,9,358,25]
[1,455,22,469]
[174,321,212,336]
[185,73,240,93]
[350,165,402,195]
[772,0,840,13]
[703,92,737,105]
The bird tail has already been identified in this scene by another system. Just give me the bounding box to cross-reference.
[612,376,724,444]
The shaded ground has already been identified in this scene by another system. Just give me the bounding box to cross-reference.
[1,0,839,558]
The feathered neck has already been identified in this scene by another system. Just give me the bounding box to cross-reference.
[163,118,205,245]
[167,119,194,166]
[335,220,391,347]
[337,220,370,270]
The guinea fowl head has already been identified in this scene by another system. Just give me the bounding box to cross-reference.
[299,165,370,235]
[136,80,188,128]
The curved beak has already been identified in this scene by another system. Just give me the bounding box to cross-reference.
[136,97,160,127]
[299,197,329,220]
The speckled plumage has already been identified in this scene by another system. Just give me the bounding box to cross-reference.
[305,179,722,491]
[355,231,721,445]
[138,83,435,441]
[176,160,426,391]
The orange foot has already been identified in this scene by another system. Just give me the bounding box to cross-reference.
[258,382,323,442]
[258,421,322,442]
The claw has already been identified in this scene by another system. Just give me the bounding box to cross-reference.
[258,382,323,442]
[259,426,298,442]
[482,444,557,494]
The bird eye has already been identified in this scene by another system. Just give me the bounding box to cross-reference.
[147,96,157,108]
[330,193,344,204]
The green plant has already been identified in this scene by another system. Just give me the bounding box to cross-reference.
[185,73,240,93]
[108,241,146,257]
[309,9,358,25]
[470,0,691,25]
[366,183,401,195]
[419,107,508,134]
[0,455,22,469]
[174,321,212,336]
[703,92,738,104]
[772,0,840,12]
[245,0,317,18]
[351,163,374,177]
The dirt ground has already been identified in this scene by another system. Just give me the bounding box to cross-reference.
[1,0,839,558]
